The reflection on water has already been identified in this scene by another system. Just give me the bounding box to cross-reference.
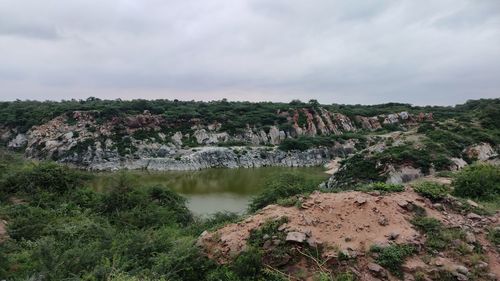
[91,167,328,216]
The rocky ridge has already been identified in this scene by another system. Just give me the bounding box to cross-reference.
[2,108,430,171]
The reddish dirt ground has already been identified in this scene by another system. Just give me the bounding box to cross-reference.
[199,189,499,280]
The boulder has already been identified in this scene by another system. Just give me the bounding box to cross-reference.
[286,232,307,243]
[171,132,183,147]
[464,143,496,161]
[7,133,27,149]
[386,166,423,184]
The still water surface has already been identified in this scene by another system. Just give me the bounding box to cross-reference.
[91,167,328,216]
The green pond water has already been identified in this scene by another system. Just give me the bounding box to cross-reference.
[91,167,329,216]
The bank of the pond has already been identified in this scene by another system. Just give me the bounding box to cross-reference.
[90,166,329,215]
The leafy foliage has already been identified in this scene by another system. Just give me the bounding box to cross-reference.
[0,162,89,195]
[328,154,384,188]
[452,164,500,200]
[413,181,450,201]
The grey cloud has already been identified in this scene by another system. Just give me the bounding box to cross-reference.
[0,0,499,105]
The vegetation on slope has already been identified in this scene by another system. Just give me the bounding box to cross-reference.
[1,98,498,134]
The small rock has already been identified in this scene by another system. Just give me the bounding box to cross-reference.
[306,237,323,248]
[368,262,383,273]
[277,224,287,231]
[367,262,386,277]
[388,232,400,240]
[453,273,468,281]
[397,200,409,209]
[465,232,476,244]
[301,202,314,209]
[475,261,488,269]
[340,249,350,258]
[486,273,497,280]
[263,240,272,250]
[466,199,479,208]
[455,265,469,275]
[466,213,482,220]
[355,197,367,205]
[433,203,443,210]
[378,216,389,226]
[345,236,352,242]
[434,257,446,266]
[347,249,358,258]
[285,231,306,243]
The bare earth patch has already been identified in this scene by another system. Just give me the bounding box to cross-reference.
[200,190,440,263]
[199,189,499,280]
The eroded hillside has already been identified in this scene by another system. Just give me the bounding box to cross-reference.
[199,187,500,280]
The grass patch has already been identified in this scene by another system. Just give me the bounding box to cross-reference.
[411,216,466,253]
[370,244,415,278]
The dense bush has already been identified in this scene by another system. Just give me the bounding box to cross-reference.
[328,154,384,188]
[375,145,452,174]
[413,181,450,201]
[100,178,193,228]
[0,159,218,280]
[0,162,89,195]
[452,164,500,199]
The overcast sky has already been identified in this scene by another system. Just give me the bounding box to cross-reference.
[0,0,499,105]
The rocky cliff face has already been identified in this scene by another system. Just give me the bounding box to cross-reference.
[3,108,428,171]
[84,146,347,171]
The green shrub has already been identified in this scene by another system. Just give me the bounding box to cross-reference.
[413,182,450,201]
[370,244,415,278]
[249,173,319,212]
[0,162,89,195]
[231,247,263,279]
[329,154,384,188]
[452,164,500,199]
[411,217,442,234]
[152,236,214,281]
[2,204,55,241]
[101,185,193,228]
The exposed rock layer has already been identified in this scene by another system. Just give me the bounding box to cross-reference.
[3,108,430,170]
